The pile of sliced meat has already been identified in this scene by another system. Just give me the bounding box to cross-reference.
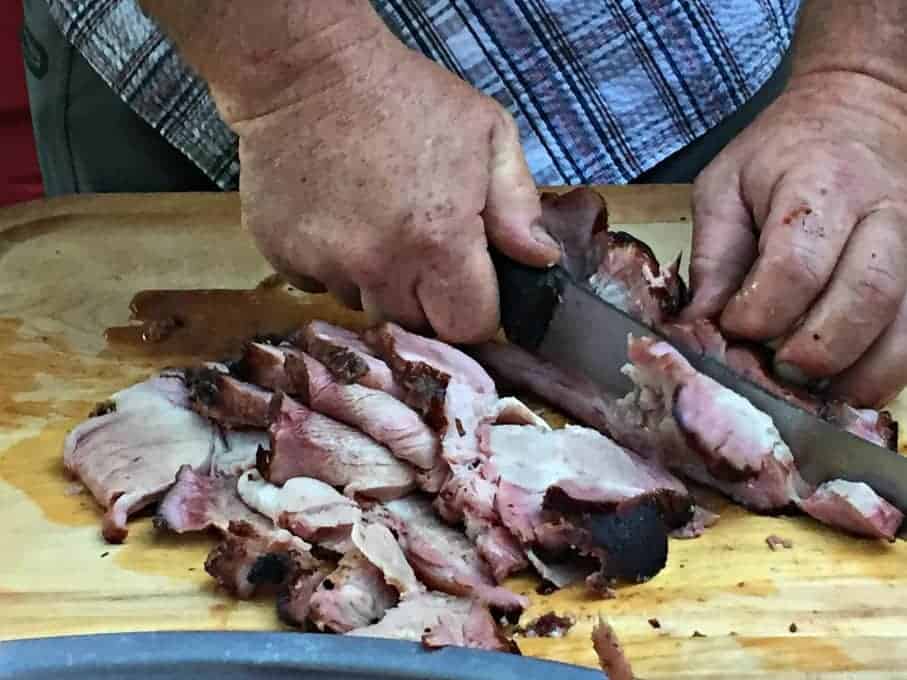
[62,188,902,661]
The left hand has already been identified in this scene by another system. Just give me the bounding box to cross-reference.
[685,71,907,408]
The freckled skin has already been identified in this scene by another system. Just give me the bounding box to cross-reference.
[686,71,907,408]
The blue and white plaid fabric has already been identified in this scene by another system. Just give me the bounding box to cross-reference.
[46,0,801,190]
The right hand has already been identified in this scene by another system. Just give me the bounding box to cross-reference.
[228,24,560,344]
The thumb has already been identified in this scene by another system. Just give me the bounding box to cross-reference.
[681,164,758,320]
[483,106,561,267]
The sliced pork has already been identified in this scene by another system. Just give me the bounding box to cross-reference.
[236,470,362,553]
[799,480,903,541]
[185,367,272,429]
[62,372,221,543]
[294,320,406,400]
[155,465,272,536]
[308,550,400,633]
[621,336,903,539]
[308,521,417,633]
[485,423,692,584]
[284,350,441,471]
[347,591,514,653]
[368,496,527,613]
[260,394,416,500]
[209,429,267,477]
[204,520,317,599]
[363,322,532,580]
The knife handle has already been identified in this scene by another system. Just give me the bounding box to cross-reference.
[489,245,568,352]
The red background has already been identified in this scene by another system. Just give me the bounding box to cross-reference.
[1,0,44,207]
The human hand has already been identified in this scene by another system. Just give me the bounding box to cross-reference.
[685,72,907,407]
[229,24,559,344]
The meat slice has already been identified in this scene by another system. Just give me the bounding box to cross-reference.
[347,591,515,653]
[284,350,441,471]
[308,521,416,633]
[277,565,333,628]
[62,372,220,543]
[823,402,899,451]
[364,321,496,402]
[486,424,691,545]
[236,470,362,553]
[486,423,692,585]
[293,320,405,399]
[588,231,686,326]
[800,480,903,541]
[185,367,272,429]
[363,322,532,580]
[592,618,634,680]
[154,465,272,536]
[368,496,527,613]
[260,393,417,500]
[622,336,903,538]
[204,520,317,599]
[209,429,267,477]
[230,341,293,393]
[153,466,318,598]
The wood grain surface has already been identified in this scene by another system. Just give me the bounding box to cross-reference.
[1,186,905,679]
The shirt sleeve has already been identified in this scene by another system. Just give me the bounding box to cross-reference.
[46,0,240,190]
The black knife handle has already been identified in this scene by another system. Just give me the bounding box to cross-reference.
[489,246,568,352]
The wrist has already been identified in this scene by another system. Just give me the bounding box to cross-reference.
[141,1,396,124]
[790,0,907,97]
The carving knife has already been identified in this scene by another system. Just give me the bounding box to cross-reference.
[490,248,907,517]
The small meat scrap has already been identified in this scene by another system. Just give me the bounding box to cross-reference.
[648,618,661,629]
[765,534,793,551]
[789,622,798,633]
[514,612,575,638]
[592,617,634,680]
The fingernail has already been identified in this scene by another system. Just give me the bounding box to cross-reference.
[774,361,810,386]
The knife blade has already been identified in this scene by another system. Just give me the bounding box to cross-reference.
[490,248,907,516]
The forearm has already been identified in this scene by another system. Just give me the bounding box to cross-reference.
[791,0,907,92]
[136,0,392,122]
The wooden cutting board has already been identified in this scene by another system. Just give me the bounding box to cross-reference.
[1,186,905,679]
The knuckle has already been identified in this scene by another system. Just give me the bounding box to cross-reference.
[852,266,903,310]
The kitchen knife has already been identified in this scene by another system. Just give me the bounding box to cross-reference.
[490,248,907,516]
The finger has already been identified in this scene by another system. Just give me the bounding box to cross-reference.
[827,293,907,408]
[720,170,861,340]
[483,106,561,267]
[416,220,499,344]
[360,282,430,333]
[775,207,907,380]
[681,164,758,320]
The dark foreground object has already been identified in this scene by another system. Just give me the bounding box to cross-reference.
[0,631,604,680]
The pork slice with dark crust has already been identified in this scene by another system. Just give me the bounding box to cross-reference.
[62,372,220,543]
[185,367,273,429]
[204,520,317,599]
[294,320,406,399]
[277,565,333,628]
[369,496,527,613]
[620,336,903,538]
[261,393,416,500]
[229,341,293,393]
[284,350,441,471]
[236,469,362,553]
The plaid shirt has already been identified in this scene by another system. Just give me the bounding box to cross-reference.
[46,0,800,190]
